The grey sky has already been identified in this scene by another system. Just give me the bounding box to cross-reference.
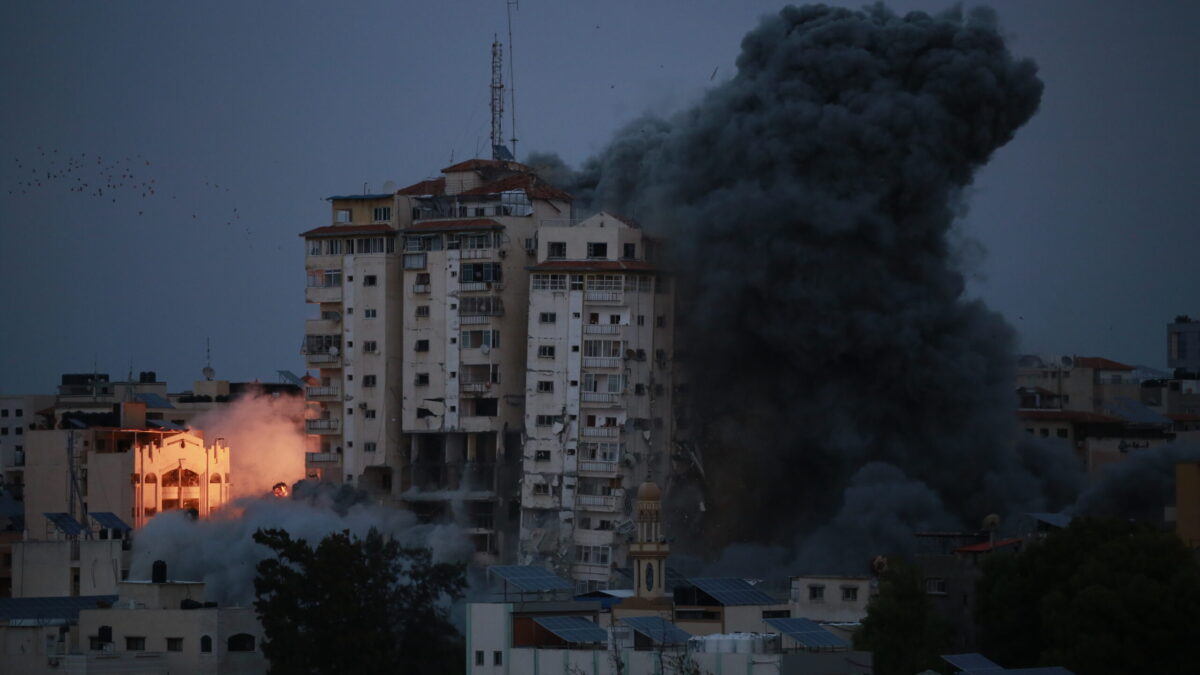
[1,1,1196,393]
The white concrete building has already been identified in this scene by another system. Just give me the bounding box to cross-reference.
[789,575,872,624]
[518,213,675,587]
[0,394,54,499]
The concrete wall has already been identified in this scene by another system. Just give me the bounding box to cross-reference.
[12,540,125,597]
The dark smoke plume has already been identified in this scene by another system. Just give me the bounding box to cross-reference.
[532,4,1059,570]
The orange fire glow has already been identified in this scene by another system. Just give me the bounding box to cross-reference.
[272,482,289,498]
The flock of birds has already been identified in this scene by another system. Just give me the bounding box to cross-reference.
[7,147,247,234]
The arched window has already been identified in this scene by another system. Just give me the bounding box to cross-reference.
[200,635,212,653]
[210,473,222,484]
[144,473,157,484]
[181,469,200,486]
[227,633,255,652]
[163,469,179,487]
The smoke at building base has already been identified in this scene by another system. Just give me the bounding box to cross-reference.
[529,4,1101,570]
[130,481,474,606]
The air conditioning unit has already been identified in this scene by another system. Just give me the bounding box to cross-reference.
[498,249,507,258]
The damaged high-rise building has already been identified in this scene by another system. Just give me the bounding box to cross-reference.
[300,164,678,582]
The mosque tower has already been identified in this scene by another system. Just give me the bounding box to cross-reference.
[630,482,669,600]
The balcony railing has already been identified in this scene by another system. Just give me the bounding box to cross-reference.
[306,418,340,432]
[305,353,340,364]
[412,284,431,294]
[578,460,618,474]
[584,324,621,335]
[460,382,492,394]
[581,427,619,438]
[459,282,504,292]
[584,291,623,304]
[582,357,621,369]
[576,494,617,510]
[305,452,340,463]
[460,248,493,260]
[460,315,490,325]
[580,392,620,404]
[306,386,340,399]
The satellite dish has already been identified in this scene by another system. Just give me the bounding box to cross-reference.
[329,346,340,357]
[480,344,491,355]
[1061,356,1074,368]
[202,366,215,381]
[982,513,1001,531]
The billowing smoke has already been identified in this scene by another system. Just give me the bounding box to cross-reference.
[189,391,307,499]
[130,481,473,606]
[532,4,1071,570]
[1075,443,1200,523]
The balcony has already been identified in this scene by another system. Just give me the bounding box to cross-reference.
[305,452,340,464]
[582,357,621,369]
[584,324,621,335]
[412,283,431,294]
[305,352,341,366]
[576,494,618,511]
[578,460,619,476]
[581,427,619,438]
[305,286,342,304]
[306,418,340,433]
[459,315,491,326]
[584,291,623,305]
[460,248,493,260]
[460,382,494,396]
[306,386,340,400]
[580,392,620,406]
[409,462,496,493]
[305,317,341,335]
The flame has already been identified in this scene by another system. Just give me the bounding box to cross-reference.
[272,482,289,498]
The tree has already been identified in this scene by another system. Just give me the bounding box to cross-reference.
[854,559,951,675]
[976,518,1200,675]
[253,527,466,674]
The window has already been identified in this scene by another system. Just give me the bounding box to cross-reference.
[575,544,611,565]
[586,242,608,259]
[587,275,623,292]
[535,450,551,461]
[548,241,566,259]
[925,578,947,595]
[403,253,427,269]
[363,275,377,286]
[532,483,549,496]
[364,409,376,419]
[364,442,377,452]
[364,308,377,318]
[460,330,501,349]
[537,381,554,393]
[308,239,322,256]
[227,634,256,652]
[461,262,503,283]
[623,242,636,259]
[494,651,503,666]
[460,296,503,316]
[471,398,499,416]
[539,312,556,324]
[126,636,146,651]
[762,609,791,619]
[842,586,859,602]
[637,315,645,326]
[306,269,342,288]
[363,340,377,352]
[415,373,429,386]
[200,636,212,653]
[532,274,567,290]
[535,415,563,426]
[335,208,351,223]
[584,339,623,358]
[415,305,429,318]
[538,345,556,358]
[166,637,183,652]
[808,585,825,602]
[373,206,391,222]
[363,375,377,387]
[415,340,429,352]
[656,315,665,328]
[475,650,485,666]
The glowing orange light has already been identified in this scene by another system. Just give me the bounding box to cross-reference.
[272,482,289,498]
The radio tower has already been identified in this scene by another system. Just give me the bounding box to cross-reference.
[490,37,511,160]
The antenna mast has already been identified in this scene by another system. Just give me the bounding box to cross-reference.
[490,36,507,160]
[506,0,519,159]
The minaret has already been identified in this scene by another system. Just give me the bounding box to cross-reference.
[630,482,669,600]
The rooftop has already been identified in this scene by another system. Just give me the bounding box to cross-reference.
[299,224,397,238]
[1074,356,1135,371]
[405,218,504,233]
[325,193,393,201]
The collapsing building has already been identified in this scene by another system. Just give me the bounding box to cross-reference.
[300,164,679,583]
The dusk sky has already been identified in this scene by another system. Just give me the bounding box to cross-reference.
[2,0,1196,393]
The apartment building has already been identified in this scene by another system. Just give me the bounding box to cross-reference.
[518,213,675,587]
[0,394,54,499]
[300,193,403,494]
[393,159,572,563]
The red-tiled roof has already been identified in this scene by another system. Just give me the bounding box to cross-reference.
[458,173,573,202]
[404,218,503,233]
[956,537,1022,554]
[1074,357,1135,371]
[396,177,445,196]
[299,224,397,238]
[1017,410,1124,423]
[441,158,533,173]
[529,260,657,273]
